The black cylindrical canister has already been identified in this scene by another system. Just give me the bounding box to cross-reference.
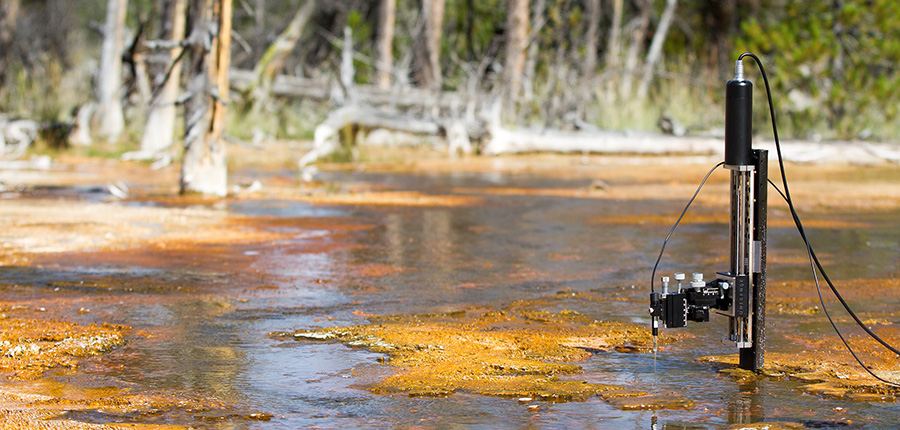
[725,78,753,167]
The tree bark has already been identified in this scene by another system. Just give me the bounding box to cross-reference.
[140,0,187,155]
[375,0,395,89]
[464,0,475,61]
[246,0,315,107]
[92,0,129,144]
[181,0,231,196]
[503,0,529,104]
[620,0,650,98]
[339,26,355,104]
[254,0,265,31]
[413,0,444,90]
[637,0,678,99]
[0,0,17,50]
[605,0,623,70]
[522,0,544,101]
[582,0,600,80]
[0,0,19,91]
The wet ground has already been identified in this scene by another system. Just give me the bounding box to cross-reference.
[0,148,899,429]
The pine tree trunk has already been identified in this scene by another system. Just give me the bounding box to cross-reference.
[140,0,187,154]
[503,0,529,105]
[92,0,128,144]
[181,0,231,196]
[375,0,395,89]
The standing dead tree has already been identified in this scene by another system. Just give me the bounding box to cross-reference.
[605,0,623,71]
[582,0,600,81]
[181,0,232,196]
[502,0,529,107]
[637,0,678,99]
[412,0,444,90]
[521,0,545,102]
[138,0,187,158]
[375,0,396,90]
[91,0,129,144]
[0,0,20,95]
[620,0,650,98]
[244,0,315,112]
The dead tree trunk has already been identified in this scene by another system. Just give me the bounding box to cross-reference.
[181,0,232,196]
[254,0,265,30]
[521,0,544,101]
[582,0,600,80]
[375,0,395,89]
[92,0,129,144]
[620,0,650,98]
[140,0,187,155]
[412,0,444,90]
[503,0,529,105]
[246,0,315,110]
[0,0,19,93]
[605,0,623,70]
[637,0,678,99]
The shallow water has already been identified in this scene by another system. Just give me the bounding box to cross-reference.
[4,168,900,429]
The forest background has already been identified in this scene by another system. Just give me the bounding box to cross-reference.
[1,0,899,168]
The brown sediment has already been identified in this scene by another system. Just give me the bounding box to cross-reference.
[698,351,900,401]
[768,278,900,302]
[700,275,900,399]
[0,306,127,380]
[589,212,872,230]
[0,302,274,429]
[0,379,272,430]
[0,200,292,266]
[275,292,691,408]
[767,298,821,315]
[724,423,807,430]
[298,190,480,207]
[354,262,413,277]
[452,187,605,199]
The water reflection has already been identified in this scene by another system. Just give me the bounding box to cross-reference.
[726,381,763,425]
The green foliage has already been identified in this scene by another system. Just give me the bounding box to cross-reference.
[739,0,900,140]
[346,10,374,85]
[228,98,329,142]
[1,56,88,123]
[444,0,505,62]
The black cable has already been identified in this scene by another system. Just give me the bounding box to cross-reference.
[743,52,900,386]
[650,162,724,294]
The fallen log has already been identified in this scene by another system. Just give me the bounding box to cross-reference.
[485,126,900,165]
[0,116,39,156]
[230,69,466,110]
[300,105,444,168]
[484,126,722,155]
[299,104,900,171]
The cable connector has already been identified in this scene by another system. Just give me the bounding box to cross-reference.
[734,60,745,81]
